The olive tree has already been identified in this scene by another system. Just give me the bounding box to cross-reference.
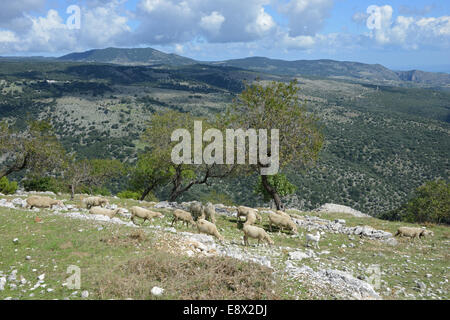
[0,120,66,179]
[225,80,323,210]
[139,110,235,202]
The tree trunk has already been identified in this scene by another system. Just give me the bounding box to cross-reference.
[0,154,29,179]
[261,175,284,211]
[70,184,75,200]
[140,185,154,201]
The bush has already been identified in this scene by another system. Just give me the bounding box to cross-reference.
[117,190,140,200]
[79,185,111,197]
[199,190,235,206]
[0,176,18,194]
[23,176,61,193]
[379,179,450,224]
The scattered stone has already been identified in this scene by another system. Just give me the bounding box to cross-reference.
[151,286,164,296]
[81,290,89,298]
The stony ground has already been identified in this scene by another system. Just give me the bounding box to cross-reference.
[0,192,448,300]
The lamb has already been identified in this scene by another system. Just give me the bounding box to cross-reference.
[305,231,321,249]
[196,219,224,242]
[82,196,109,209]
[242,224,274,246]
[26,196,63,209]
[171,209,196,228]
[89,206,120,218]
[189,202,205,221]
[236,206,262,224]
[130,206,163,225]
[394,227,427,240]
[268,212,297,234]
[203,202,216,224]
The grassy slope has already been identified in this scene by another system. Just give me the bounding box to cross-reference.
[0,194,448,300]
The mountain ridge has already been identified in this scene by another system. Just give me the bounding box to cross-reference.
[55,47,450,88]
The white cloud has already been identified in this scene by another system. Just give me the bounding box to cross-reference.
[364,5,450,49]
[278,0,334,36]
[133,0,277,44]
[200,11,225,35]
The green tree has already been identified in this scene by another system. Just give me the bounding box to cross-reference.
[129,152,174,201]
[381,179,450,224]
[0,120,66,179]
[66,158,125,199]
[140,110,235,202]
[254,173,297,205]
[224,80,323,210]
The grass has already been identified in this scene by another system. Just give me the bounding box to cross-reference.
[0,194,449,300]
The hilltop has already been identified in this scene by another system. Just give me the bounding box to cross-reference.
[53,47,450,88]
[58,47,196,66]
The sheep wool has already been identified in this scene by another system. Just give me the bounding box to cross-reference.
[242,224,274,246]
[196,219,224,242]
[26,196,63,209]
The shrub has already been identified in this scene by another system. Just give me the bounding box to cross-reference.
[23,176,61,193]
[379,179,450,224]
[199,190,235,206]
[117,190,140,200]
[0,176,18,194]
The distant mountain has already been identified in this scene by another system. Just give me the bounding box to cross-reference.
[213,57,450,88]
[395,69,450,87]
[58,48,450,87]
[58,47,196,66]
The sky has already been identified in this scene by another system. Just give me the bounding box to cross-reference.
[0,0,449,72]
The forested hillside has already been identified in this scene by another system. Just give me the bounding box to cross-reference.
[0,60,448,215]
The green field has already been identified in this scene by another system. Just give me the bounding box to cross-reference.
[0,194,448,300]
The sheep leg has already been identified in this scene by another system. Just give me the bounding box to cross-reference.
[243,235,249,246]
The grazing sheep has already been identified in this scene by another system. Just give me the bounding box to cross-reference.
[82,196,109,209]
[196,219,224,242]
[172,209,196,228]
[26,196,63,209]
[237,206,262,224]
[89,206,120,218]
[268,212,297,234]
[394,227,427,240]
[130,206,163,225]
[276,210,291,218]
[243,210,261,226]
[421,229,434,237]
[305,231,321,249]
[203,202,216,224]
[189,202,205,221]
[242,224,274,246]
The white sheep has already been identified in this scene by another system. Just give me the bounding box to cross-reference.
[203,202,216,224]
[305,231,321,249]
[89,206,121,218]
[243,210,261,226]
[395,227,427,240]
[171,209,196,228]
[189,202,204,221]
[268,212,297,234]
[242,224,274,246]
[196,219,224,242]
[275,210,291,218]
[26,196,63,209]
[130,206,163,225]
[236,206,262,224]
[82,196,109,209]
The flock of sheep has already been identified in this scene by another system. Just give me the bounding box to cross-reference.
[23,195,434,248]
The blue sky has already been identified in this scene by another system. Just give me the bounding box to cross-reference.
[0,0,449,72]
